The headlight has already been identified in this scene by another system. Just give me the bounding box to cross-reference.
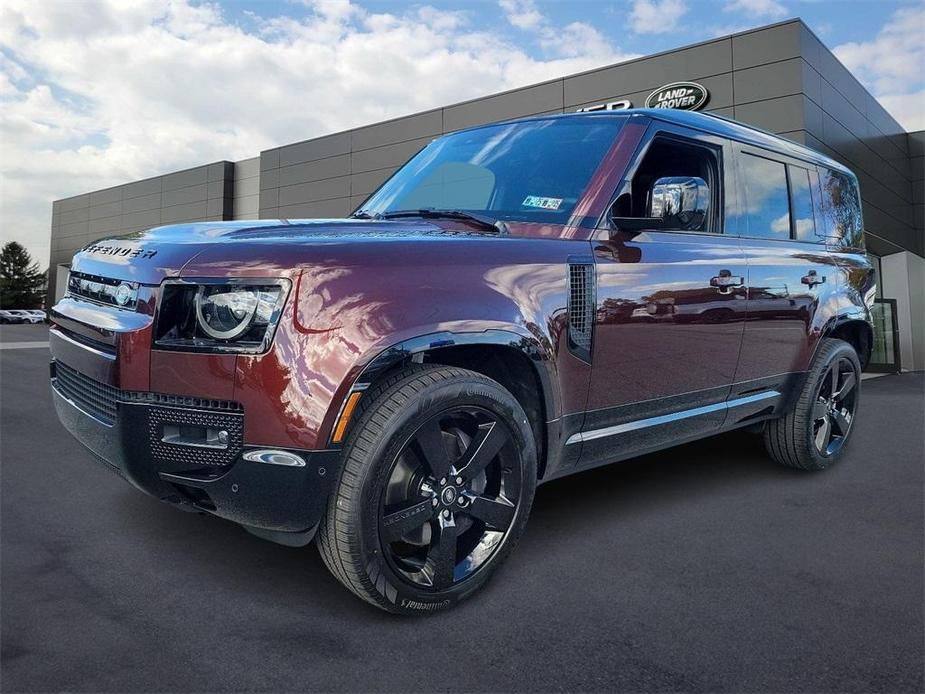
[155,279,290,353]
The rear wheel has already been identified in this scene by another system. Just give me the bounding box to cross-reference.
[317,364,536,614]
[764,338,861,470]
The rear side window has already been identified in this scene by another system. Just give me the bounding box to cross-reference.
[819,168,864,248]
[740,153,790,239]
[788,165,817,241]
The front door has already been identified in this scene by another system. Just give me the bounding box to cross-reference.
[575,127,748,469]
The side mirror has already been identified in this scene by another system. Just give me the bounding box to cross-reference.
[648,176,709,231]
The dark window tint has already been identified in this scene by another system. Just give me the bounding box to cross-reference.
[741,153,790,239]
[819,168,864,248]
[618,137,719,232]
[788,165,817,241]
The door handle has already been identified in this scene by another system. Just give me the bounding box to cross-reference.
[710,271,744,290]
[801,271,826,287]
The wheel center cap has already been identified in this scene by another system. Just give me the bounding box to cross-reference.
[441,486,457,505]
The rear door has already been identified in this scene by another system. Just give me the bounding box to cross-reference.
[575,123,748,469]
[731,146,840,398]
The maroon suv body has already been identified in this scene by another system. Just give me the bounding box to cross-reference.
[50,110,874,613]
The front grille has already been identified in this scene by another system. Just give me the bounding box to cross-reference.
[66,271,139,309]
[54,361,119,424]
[52,362,244,468]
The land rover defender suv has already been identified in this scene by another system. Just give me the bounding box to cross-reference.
[50,109,874,614]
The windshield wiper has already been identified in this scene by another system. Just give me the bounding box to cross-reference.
[378,209,504,233]
[349,210,379,219]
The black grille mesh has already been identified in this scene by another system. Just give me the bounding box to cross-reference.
[148,406,244,468]
[52,361,243,468]
[54,361,119,424]
[568,263,595,354]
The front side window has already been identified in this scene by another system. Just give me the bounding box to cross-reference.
[740,153,790,239]
[819,168,864,248]
[614,136,719,232]
[357,117,626,225]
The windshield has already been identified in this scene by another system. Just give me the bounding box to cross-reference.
[357,116,626,225]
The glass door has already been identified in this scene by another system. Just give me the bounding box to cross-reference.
[868,298,901,373]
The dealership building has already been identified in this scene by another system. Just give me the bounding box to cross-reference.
[48,19,924,372]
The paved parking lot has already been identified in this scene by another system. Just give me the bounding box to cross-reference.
[1,324,922,693]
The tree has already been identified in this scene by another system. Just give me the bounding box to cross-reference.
[0,242,46,309]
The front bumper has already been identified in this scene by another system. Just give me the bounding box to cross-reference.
[51,361,339,540]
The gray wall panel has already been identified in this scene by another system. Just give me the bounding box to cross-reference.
[734,58,803,105]
[279,198,351,218]
[353,109,442,151]
[350,137,431,174]
[278,176,350,207]
[58,194,89,213]
[162,166,209,191]
[735,94,807,133]
[278,132,351,168]
[161,201,208,223]
[89,215,126,235]
[163,183,208,208]
[732,22,801,70]
[350,168,392,197]
[443,81,563,132]
[278,154,350,187]
[89,187,121,206]
[88,200,122,221]
[122,192,162,214]
[123,178,162,199]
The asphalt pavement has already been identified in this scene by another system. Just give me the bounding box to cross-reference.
[1,324,922,692]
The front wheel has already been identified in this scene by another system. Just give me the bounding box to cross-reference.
[317,364,537,614]
[764,338,862,471]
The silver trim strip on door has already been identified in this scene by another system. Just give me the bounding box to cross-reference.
[565,391,780,445]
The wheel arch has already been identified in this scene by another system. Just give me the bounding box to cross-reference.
[822,312,873,370]
[328,329,558,479]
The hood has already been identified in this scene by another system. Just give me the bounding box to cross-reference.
[68,218,486,284]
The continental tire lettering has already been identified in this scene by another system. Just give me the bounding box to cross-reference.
[400,599,452,611]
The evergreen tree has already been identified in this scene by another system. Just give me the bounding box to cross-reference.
[0,242,46,309]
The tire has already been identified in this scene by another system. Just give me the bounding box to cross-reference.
[317,364,537,614]
[764,338,862,471]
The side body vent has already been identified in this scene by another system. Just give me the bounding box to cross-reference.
[567,260,595,362]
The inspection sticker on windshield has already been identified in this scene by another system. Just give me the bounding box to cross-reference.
[522,195,563,210]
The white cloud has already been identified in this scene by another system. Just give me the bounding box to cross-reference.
[0,0,634,268]
[834,7,925,131]
[629,0,688,35]
[499,0,544,31]
[723,0,788,19]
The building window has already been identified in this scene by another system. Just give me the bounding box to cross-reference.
[740,153,790,239]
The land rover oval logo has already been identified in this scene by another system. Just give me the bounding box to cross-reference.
[645,82,709,111]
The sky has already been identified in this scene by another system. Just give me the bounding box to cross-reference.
[1,0,923,268]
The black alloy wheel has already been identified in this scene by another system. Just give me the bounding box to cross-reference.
[379,406,522,591]
[810,356,859,457]
[317,364,537,614]
[764,337,863,471]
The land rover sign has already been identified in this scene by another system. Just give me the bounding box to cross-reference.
[645,82,709,110]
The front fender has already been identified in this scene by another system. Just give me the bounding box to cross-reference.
[232,240,580,451]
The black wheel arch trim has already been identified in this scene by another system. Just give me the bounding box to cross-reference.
[331,329,559,452]
[816,307,873,367]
